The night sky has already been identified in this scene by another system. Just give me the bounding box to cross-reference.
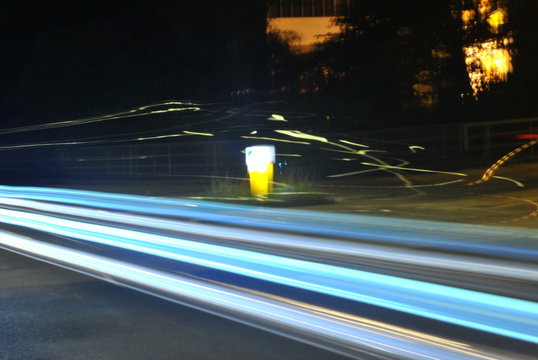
[1,0,268,124]
[3,0,144,91]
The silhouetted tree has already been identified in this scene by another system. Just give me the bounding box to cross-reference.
[265,0,473,128]
[315,0,469,126]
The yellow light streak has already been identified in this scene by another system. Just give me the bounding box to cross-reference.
[338,139,369,148]
[361,163,468,176]
[320,147,385,155]
[323,179,466,187]
[491,176,524,188]
[182,131,214,136]
[0,100,201,136]
[409,145,425,153]
[276,153,303,157]
[467,140,537,186]
[240,136,311,145]
[267,114,288,122]
[274,130,328,143]
[136,134,183,141]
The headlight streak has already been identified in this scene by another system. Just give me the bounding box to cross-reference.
[1,197,536,284]
[1,185,538,261]
[0,201,537,344]
[1,230,519,360]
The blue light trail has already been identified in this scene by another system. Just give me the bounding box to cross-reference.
[0,230,529,360]
[1,185,538,261]
[0,186,537,359]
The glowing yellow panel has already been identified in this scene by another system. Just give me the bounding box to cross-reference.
[245,145,276,197]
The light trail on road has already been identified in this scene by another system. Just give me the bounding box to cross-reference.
[2,230,518,360]
[1,185,536,260]
[0,186,537,359]
[0,196,535,285]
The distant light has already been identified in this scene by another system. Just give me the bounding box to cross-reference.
[487,8,506,33]
[517,134,538,139]
[461,2,513,97]
[461,9,476,29]
[464,39,513,97]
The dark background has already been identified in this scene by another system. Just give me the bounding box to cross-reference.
[2,0,538,129]
[1,0,269,125]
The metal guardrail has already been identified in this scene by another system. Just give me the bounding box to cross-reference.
[461,116,538,157]
[0,185,536,359]
[351,116,538,166]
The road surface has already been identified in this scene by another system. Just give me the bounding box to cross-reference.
[0,249,348,360]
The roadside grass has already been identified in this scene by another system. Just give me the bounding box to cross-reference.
[195,170,333,206]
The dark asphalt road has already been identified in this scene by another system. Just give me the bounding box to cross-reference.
[0,250,350,360]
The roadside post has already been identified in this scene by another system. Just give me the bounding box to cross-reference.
[245,145,275,198]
